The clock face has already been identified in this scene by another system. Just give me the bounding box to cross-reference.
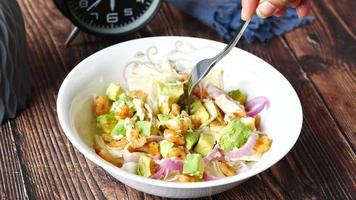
[66,0,161,35]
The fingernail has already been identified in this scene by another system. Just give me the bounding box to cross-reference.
[296,2,309,18]
[257,1,278,19]
[241,9,248,21]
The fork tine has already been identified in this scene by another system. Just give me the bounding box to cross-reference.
[186,20,251,113]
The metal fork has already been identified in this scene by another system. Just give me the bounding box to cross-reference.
[187,20,251,109]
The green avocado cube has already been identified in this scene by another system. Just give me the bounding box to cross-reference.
[96,114,117,133]
[111,120,126,138]
[219,120,249,151]
[185,131,200,150]
[191,100,210,124]
[157,114,170,125]
[228,89,247,105]
[137,155,154,177]
[183,154,205,178]
[194,133,216,156]
[137,121,151,136]
[158,95,173,115]
[110,94,134,114]
[118,94,133,105]
[157,81,184,114]
[106,83,124,101]
[159,81,184,102]
[159,140,174,158]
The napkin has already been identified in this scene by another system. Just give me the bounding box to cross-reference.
[170,0,314,43]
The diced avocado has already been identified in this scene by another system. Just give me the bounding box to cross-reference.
[185,131,200,150]
[191,100,210,124]
[118,94,133,105]
[111,120,126,138]
[157,81,184,114]
[110,94,133,113]
[159,140,174,158]
[137,155,154,177]
[219,120,249,151]
[106,83,124,101]
[240,117,256,131]
[157,114,170,125]
[158,95,172,114]
[96,114,117,133]
[228,89,247,104]
[183,154,205,178]
[194,134,215,156]
[137,121,151,136]
[159,81,184,102]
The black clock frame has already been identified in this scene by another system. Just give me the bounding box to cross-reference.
[53,0,162,36]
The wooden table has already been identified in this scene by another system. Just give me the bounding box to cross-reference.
[1,0,355,199]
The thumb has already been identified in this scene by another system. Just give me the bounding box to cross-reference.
[241,0,259,20]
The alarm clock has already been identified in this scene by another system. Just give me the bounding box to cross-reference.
[54,0,162,45]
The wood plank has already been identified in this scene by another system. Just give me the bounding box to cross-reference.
[240,38,355,199]
[10,0,355,199]
[0,122,29,199]
[320,0,356,36]
[149,2,356,199]
[282,0,356,148]
[16,0,132,199]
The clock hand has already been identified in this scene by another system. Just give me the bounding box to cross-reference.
[86,0,102,11]
[110,0,115,11]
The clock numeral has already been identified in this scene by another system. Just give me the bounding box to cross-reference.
[79,0,88,8]
[124,8,133,16]
[90,12,99,20]
[107,13,119,23]
[136,0,144,3]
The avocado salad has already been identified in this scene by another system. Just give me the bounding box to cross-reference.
[91,65,272,182]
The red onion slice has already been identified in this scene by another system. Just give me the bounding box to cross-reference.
[151,168,166,179]
[206,84,224,98]
[204,144,219,164]
[158,158,184,171]
[203,172,219,181]
[151,158,183,179]
[246,96,269,117]
[193,82,206,99]
[223,133,258,158]
[198,82,204,99]
[147,135,163,142]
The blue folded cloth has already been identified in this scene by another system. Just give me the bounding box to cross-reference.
[170,0,314,43]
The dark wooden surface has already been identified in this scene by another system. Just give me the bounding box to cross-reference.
[0,0,355,199]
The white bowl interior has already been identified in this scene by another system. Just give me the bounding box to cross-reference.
[57,37,302,192]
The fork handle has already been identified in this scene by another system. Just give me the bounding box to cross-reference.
[213,19,251,63]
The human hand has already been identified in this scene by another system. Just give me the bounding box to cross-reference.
[241,0,311,20]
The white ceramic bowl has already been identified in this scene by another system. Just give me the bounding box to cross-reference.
[57,36,302,199]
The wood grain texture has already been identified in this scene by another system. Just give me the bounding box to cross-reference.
[240,38,355,199]
[283,0,356,149]
[0,122,28,200]
[0,0,354,199]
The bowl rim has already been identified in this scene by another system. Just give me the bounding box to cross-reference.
[57,36,303,189]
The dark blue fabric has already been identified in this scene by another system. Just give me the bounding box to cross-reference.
[170,0,314,43]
